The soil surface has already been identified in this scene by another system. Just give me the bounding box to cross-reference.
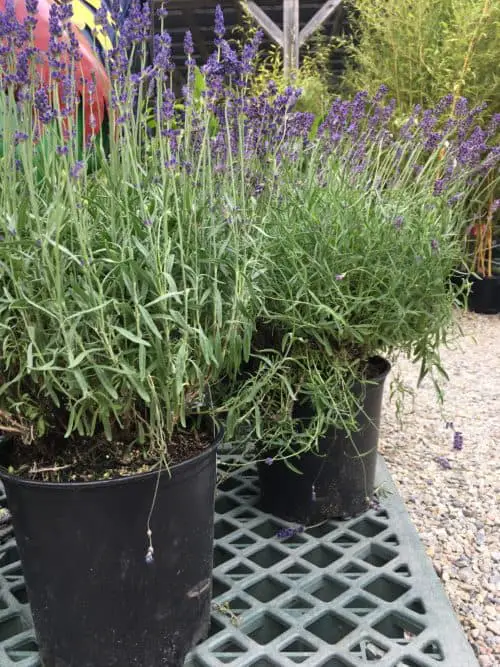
[0,427,213,483]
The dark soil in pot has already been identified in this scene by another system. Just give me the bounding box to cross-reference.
[0,425,222,667]
[257,357,391,524]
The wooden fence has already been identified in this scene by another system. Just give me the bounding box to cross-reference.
[152,1,349,82]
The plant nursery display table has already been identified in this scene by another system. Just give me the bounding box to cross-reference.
[0,458,479,667]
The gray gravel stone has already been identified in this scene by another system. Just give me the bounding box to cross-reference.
[380,312,500,665]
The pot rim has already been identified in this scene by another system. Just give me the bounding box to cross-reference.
[0,427,223,490]
[365,355,391,384]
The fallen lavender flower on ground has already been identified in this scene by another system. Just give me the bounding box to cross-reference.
[276,525,305,540]
[435,456,452,470]
[453,431,464,450]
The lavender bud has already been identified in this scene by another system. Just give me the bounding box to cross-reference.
[14,131,28,145]
[70,161,84,179]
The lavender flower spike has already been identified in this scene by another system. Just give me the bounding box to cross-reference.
[184,30,194,57]
[214,4,225,45]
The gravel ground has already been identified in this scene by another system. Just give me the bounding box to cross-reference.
[380,312,500,666]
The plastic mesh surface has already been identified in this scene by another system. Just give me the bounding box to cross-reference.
[0,460,478,667]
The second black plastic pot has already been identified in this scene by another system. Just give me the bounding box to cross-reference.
[467,274,500,314]
[258,357,391,524]
[0,429,222,667]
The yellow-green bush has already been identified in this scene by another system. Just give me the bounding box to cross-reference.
[341,0,499,116]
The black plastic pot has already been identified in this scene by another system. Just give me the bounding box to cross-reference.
[0,430,222,667]
[467,274,500,314]
[258,357,391,524]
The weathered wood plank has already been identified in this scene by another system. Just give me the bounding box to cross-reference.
[245,1,284,46]
[299,0,342,45]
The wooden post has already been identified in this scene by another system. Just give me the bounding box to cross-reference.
[243,1,343,80]
[283,0,300,79]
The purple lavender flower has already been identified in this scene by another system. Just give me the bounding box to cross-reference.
[143,218,153,227]
[435,456,452,470]
[220,40,242,78]
[264,457,274,466]
[492,199,500,214]
[374,83,389,102]
[121,0,151,47]
[431,239,439,251]
[393,216,404,229]
[214,4,225,45]
[454,97,469,117]
[433,179,445,196]
[424,131,443,152]
[156,3,168,19]
[276,525,304,540]
[13,131,28,145]
[154,32,174,73]
[241,29,263,75]
[184,29,195,67]
[435,93,454,114]
[160,89,175,121]
[457,126,487,167]
[34,87,54,124]
[453,431,464,451]
[70,161,84,179]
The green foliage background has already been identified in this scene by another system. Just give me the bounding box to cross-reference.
[341,0,500,117]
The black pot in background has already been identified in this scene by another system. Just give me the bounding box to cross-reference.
[258,357,391,524]
[467,274,500,314]
[0,430,222,667]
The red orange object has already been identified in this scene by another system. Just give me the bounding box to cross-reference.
[0,0,110,143]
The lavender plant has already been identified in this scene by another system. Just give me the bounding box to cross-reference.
[219,88,500,460]
[0,0,270,479]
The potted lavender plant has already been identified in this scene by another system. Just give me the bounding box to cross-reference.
[0,2,265,665]
[222,89,500,524]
